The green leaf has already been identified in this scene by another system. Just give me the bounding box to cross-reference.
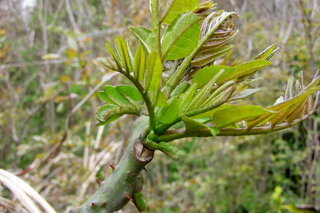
[191,104,231,119]
[178,83,198,111]
[162,12,200,60]
[133,45,147,82]
[105,42,122,70]
[182,116,219,136]
[115,36,133,72]
[131,26,152,53]
[157,98,180,124]
[126,40,135,67]
[228,60,272,81]
[193,60,271,87]
[98,91,117,105]
[104,86,131,106]
[133,193,146,212]
[201,85,235,109]
[162,0,200,24]
[116,85,143,103]
[145,51,162,92]
[155,90,168,107]
[96,104,119,123]
[188,69,226,110]
[256,44,279,61]
[96,104,141,123]
[192,65,235,88]
[211,105,273,128]
[191,45,234,67]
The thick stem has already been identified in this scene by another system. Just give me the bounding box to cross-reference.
[77,140,154,213]
[124,73,156,132]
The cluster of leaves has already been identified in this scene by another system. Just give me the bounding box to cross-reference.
[97,0,320,157]
[1,0,319,212]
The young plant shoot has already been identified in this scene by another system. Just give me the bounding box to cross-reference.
[79,0,320,212]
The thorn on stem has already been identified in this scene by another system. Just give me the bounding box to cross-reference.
[125,195,133,202]
[102,202,107,207]
[91,203,97,208]
[95,179,102,185]
[109,164,116,171]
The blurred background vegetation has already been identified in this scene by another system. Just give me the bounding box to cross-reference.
[0,0,319,212]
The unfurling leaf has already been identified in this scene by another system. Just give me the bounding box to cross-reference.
[191,11,238,67]
[115,36,133,73]
[256,43,280,61]
[211,105,274,128]
[162,12,200,60]
[145,51,163,102]
[192,65,234,88]
[96,104,141,124]
[191,45,234,67]
[133,45,147,82]
[246,86,320,128]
